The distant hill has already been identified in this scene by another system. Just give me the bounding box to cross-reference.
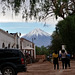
[22,28,52,47]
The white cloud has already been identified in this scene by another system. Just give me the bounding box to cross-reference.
[0,0,63,25]
[0,11,63,25]
[44,16,63,26]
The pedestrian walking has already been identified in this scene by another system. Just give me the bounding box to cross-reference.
[66,52,71,69]
[61,50,67,69]
[52,51,59,70]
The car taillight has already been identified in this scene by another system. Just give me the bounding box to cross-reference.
[21,58,24,64]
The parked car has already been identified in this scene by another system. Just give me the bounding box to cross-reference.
[0,48,27,75]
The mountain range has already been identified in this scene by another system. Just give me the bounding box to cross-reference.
[22,28,52,47]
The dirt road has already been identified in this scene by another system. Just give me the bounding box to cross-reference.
[18,60,75,75]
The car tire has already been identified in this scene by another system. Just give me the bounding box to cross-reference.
[2,66,17,75]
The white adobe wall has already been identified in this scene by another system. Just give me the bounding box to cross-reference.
[34,44,36,59]
[14,34,20,49]
[22,39,36,58]
[18,37,20,49]
[22,40,32,48]
[0,30,15,48]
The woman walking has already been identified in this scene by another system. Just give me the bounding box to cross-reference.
[52,51,59,70]
[61,50,67,69]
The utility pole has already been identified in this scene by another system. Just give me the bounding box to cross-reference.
[32,37,36,59]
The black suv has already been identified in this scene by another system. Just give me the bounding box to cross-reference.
[0,49,27,75]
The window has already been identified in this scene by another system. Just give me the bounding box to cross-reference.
[2,43,5,48]
[27,44,29,46]
[16,44,19,48]
[30,45,31,47]
[8,44,10,48]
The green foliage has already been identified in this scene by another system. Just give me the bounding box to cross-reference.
[50,31,62,52]
[1,0,75,20]
[56,14,75,54]
[50,14,75,54]
[35,46,50,56]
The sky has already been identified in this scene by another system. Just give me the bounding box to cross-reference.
[0,21,56,36]
[0,14,62,37]
[0,15,63,36]
[0,1,63,36]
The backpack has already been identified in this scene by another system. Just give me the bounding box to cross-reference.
[61,53,66,58]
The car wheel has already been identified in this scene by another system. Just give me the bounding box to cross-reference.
[2,66,17,75]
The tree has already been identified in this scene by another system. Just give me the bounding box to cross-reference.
[0,0,75,20]
[51,0,75,19]
[36,46,50,56]
[50,31,62,52]
[56,14,75,54]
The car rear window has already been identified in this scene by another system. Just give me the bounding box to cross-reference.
[0,50,20,58]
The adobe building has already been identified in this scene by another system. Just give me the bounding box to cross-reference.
[0,29,20,49]
[20,38,36,59]
[0,29,36,59]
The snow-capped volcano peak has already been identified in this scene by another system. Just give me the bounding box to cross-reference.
[26,28,50,36]
[22,28,52,47]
